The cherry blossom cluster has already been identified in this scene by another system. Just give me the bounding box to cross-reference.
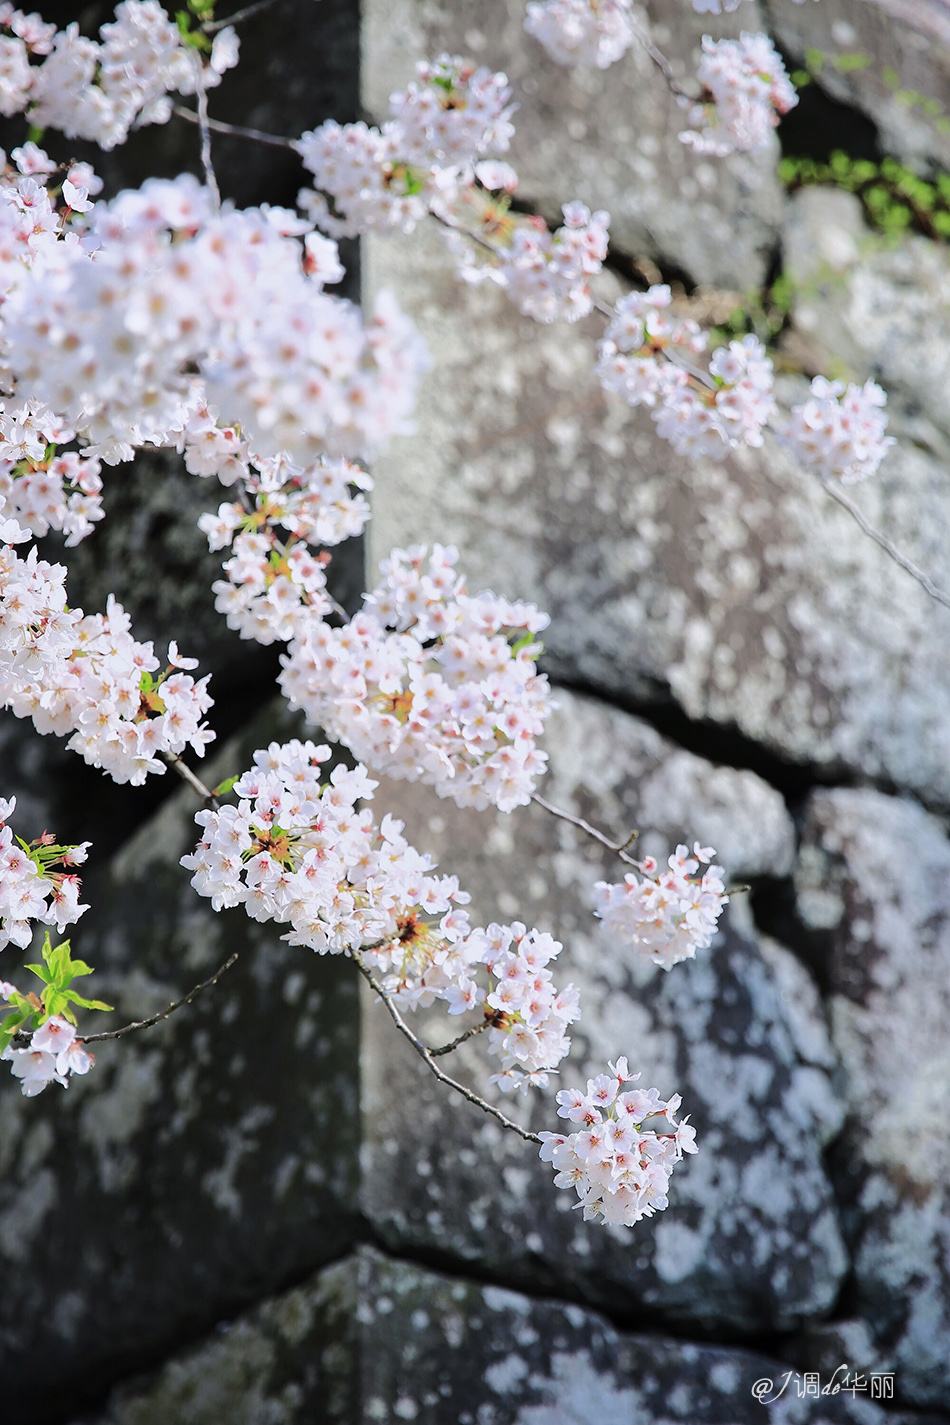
[374,917,579,1092]
[679,33,798,156]
[197,452,371,645]
[1,1003,94,1096]
[0,795,89,950]
[597,287,776,459]
[0,538,213,784]
[296,53,516,238]
[593,844,728,970]
[0,1,238,150]
[782,377,895,484]
[524,0,635,68]
[279,544,552,812]
[452,200,610,324]
[181,741,577,1091]
[539,1057,697,1225]
[4,174,425,467]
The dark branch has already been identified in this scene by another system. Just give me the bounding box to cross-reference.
[80,953,239,1044]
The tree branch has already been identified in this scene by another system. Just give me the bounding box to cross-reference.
[161,751,220,808]
[192,60,221,214]
[173,103,297,150]
[818,473,950,612]
[78,953,239,1044]
[201,0,278,32]
[531,792,640,869]
[350,947,541,1144]
[430,1015,494,1057]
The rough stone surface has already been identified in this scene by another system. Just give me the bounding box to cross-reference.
[363,0,784,288]
[0,706,361,1422]
[783,186,950,459]
[766,0,950,172]
[365,219,950,804]
[796,787,950,1409]
[532,690,795,880]
[81,1246,929,1425]
[358,688,846,1333]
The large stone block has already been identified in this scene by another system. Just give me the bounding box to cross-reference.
[363,0,784,288]
[357,689,846,1334]
[796,787,950,1408]
[81,1246,932,1425]
[766,0,950,172]
[365,219,950,804]
[0,706,361,1422]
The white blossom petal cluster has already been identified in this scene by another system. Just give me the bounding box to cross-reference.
[539,1056,697,1226]
[783,376,894,482]
[679,33,798,156]
[454,200,610,324]
[0,150,105,541]
[0,540,213,784]
[279,544,553,812]
[182,742,577,1091]
[524,0,635,69]
[197,451,371,645]
[593,843,728,970]
[4,174,426,467]
[597,287,776,458]
[0,1,239,151]
[1,1001,94,1096]
[0,796,89,950]
[0,400,103,545]
[296,54,515,238]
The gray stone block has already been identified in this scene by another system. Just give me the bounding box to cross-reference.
[797,787,950,1408]
[80,1246,924,1425]
[0,706,361,1416]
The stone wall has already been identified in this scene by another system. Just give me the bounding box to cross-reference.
[2,2,950,1422]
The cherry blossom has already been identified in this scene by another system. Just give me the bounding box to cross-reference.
[679,33,798,156]
[782,376,895,483]
[597,287,776,458]
[0,541,213,784]
[279,544,552,812]
[0,795,89,950]
[593,843,728,969]
[297,54,516,238]
[524,0,635,69]
[540,1057,697,1225]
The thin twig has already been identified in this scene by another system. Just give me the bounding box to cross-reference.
[192,60,221,214]
[817,474,950,612]
[161,751,220,808]
[350,948,541,1145]
[627,15,693,104]
[531,792,640,869]
[173,103,296,151]
[202,0,277,32]
[430,1015,494,1057]
[79,953,239,1044]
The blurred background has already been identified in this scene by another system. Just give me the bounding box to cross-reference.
[3,2,950,1421]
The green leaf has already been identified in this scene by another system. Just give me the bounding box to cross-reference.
[212,774,240,797]
[25,962,52,984]
[804,47,826,72]
[790,70,811,88]
[63,990,113,1012]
